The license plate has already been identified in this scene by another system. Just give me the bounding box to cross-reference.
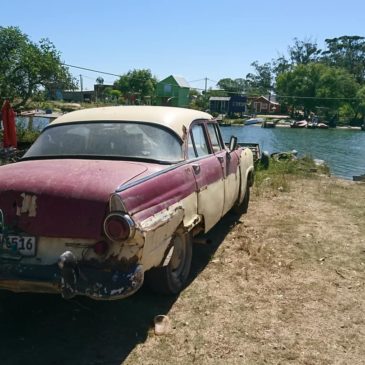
[0,234,36,256]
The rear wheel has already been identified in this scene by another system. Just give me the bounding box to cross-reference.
[145,230,192,295]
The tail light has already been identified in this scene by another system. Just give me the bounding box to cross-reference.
[103,213,135,242]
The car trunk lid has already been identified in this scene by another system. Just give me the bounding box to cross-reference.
[0,159,162,239]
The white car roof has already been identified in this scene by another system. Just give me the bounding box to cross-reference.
[51,106,213,139]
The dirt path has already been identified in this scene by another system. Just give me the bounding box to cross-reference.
[0,176,364,364]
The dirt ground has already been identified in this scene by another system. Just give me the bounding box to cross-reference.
[0,175,364,365]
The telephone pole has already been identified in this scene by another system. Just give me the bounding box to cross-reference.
[79,74,84,102]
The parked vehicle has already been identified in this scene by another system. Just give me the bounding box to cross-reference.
[0,106,254,300]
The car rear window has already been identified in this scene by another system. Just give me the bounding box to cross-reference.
[24,122,183,163]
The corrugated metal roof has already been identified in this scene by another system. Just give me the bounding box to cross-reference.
[172,75,190,88]
[209,97,231,101]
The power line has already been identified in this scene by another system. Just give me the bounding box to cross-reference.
[63,63,122,77]
[63,63,359,101]
[277,95,359,100]
[188,78,207,83]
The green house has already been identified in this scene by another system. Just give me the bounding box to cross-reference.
[156,75,190,107]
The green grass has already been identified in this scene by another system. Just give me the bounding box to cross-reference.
[254,155,330,195]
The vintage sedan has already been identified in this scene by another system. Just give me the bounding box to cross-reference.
[0,106,254,300]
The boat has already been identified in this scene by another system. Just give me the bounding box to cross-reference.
[317,122,329,129]
[306,122,317,129]
[353,174,365,182]
[261,120,276,128]
[245,117,264,125]
[290,120,307,128]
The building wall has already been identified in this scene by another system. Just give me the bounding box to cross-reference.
[229,95,247,113]
[61,91,95,103]
[209,100,230,113]
[156,76,189,107]
[209,95,247,115]
[250,96,280,113]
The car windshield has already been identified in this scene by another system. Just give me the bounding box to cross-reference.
[23,121,183,163]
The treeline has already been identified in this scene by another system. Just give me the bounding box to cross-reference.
[1,26,365,123]
[0,26,75,108]
[215,36,365,123]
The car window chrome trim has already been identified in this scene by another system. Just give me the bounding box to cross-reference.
[115,154,218,193]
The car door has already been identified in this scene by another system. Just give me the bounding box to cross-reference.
[188,122,224,232]
[205,122,240,216]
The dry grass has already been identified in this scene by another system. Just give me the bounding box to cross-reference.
[125,176,365,365]
[0,175,364,365]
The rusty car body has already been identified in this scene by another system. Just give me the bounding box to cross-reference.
[0,106,254,299]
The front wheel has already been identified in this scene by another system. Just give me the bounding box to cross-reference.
[232,182,250,215]
[145,230,192,295]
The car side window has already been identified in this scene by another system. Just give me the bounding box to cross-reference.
[207,123,223,152]
[187,132,197,159]
[191,124,209,157]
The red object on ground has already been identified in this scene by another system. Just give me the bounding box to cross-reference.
[1,100,17,148]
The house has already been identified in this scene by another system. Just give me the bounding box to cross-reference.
[249,96,280,114]
[61,90,95,103]
[209,94,247,116]
[156,75,190,107]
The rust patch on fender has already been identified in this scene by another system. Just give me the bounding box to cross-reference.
[16,193,37,217]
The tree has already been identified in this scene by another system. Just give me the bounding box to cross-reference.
[114,69,157,103]
[276,63,358,117]
[272,55,291,77]
[322,36,365,84]
[288,37,321,65]
[0,26,75,107]
[216,78,247,94]
[356,85,365,121]
[245,61,273,95]
[96,76,104,85]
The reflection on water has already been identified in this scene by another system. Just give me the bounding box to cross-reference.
[221,125,365,180]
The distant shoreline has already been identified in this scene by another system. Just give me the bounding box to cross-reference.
[223,122,363,130]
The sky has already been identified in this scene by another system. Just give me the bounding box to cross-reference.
[2,0,365,91]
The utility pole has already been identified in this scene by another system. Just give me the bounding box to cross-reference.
[204,77,208,94]
[79,74,84,102]
[79,74,83,92]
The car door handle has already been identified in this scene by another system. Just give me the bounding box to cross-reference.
[192,164,201,175]
[217,156,224,163]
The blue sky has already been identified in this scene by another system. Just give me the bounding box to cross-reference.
[2,0,365,91]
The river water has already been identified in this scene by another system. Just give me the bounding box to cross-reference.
[15,117,365,180]
[221,125,365,180]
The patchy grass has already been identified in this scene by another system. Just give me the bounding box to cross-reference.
[0,166,364,364]
[254,156,330,195]
[122,176,365,365]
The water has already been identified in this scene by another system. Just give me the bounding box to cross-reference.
[13,117,365,179]
[221,125,365,180]
[16,116,50,131]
